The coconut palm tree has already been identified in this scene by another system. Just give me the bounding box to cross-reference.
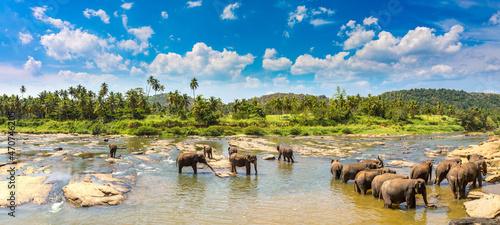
[20,85,26,99]
[190,77,199,100]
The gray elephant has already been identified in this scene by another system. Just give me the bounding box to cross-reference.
[380,178,436,209]
[462,160,487,189]
[354,168,396,195]
[434,158,461,185]
[228,146,237,156]
[410,160,433,184]
[467,154,484,162]
[176,152,215,174]
[109,143,117,158]
[371,174,409,198]
[330,159,343,179]
[447,164,466,199]
[341,161,382,183]
[230,153,257,175]
[359,156,384,168]
[203,145,213,159]
[277,144,294,163]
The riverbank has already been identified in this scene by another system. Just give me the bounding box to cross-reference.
[0,114,471,137]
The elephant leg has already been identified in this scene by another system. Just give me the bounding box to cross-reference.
[291,156,294,163]
[178,165,182,174]
[192,164,197,174]
[478,174,482,187]
[246,164,251,175]
[383,198,392,208]
[450,182,456,199]
[361,187,366,195]
[278,152,282,161]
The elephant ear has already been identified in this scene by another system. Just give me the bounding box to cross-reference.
[446,164,451,171]
[245,154,250,160]
[467,154,471,161]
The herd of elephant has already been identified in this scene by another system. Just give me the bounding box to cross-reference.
[330,153,488,209]
[109,142,487,209]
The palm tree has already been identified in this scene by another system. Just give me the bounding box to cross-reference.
[126,88,139,119]
[20,85,26,99]
[190,77,199,100]
[99,82,108,99]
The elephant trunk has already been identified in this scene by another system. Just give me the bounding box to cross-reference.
[421,187,436,208]
[205,163,215,173]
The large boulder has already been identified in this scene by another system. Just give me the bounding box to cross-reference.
[464,194,500,219]
[262,155,276,160]
[387,160,416,167]
[63,181,124,207]
[449,218,499,225]
[0,176,52,206]
[485,174,500,184]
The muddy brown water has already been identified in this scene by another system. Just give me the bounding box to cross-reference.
[0,133,497,224]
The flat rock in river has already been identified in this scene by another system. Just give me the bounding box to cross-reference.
[464,194,500,219]
[0,176,52,206]
[63,181,124,207]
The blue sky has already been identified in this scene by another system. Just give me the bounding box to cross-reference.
[1,0,500,103]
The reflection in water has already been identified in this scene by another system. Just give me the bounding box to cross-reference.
[1,133,493,224]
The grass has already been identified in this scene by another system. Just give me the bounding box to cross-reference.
[0,114,469,136]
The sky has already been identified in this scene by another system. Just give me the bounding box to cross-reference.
[1,0,500,103]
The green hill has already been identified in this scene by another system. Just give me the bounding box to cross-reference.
[379,88,500,109]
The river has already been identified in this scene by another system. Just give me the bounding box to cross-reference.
[0,132,496,224]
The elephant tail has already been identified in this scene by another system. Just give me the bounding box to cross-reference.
[354,181,358,193]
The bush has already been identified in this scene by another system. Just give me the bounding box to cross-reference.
[289,127,302,135]
[184,126,199,135]
[271,128,285,136]
[128,121,143,128]
[133,126,161,136]
[341,127,353,134]
[244,126,264,136]
[494,129,500,136]
[0,116,7,125]
[90,122,107,135]
[169,126,184,135]
[200,126,225,136]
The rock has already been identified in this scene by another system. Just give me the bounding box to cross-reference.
[92,173,122,183]
[449,218,499,225]
[0,162,5,167]
[33,157,44,162]
[134,155,150,161]
[387,160,416,168]
[145,150,156,155]
[0,163,29,175]
[105,158,123,163]
[215,172,236,178]
[99,154,108,158]
[464,194,500,218]
[0,176,52,207]
[130,151,144,155]
[197,165,204,169]
[209,159,231,169]
[54,147,63,151]
[158,152,170,157]
[33,197,47,205]
[103,138,109,142]
[126,161,135,166]
[83,177,92,183]
[468,191,485,199]
[262,155,276,160]
[88,158,95,161]
[486,174,500,184]
[63,182,124,207]
[107,183,129,193]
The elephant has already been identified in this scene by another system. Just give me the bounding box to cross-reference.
[359,156,384,168]
[109,143,117,158]
[203,145,213,159]
[380,178,436,209]
[434,158,461,185]
[447,164,467,199]
[176,152,215,174]
[277,144,294,163]
[354,168,396,195]
[228,146,237,156]
[229,153,257,175]
[462,160,487,189]
[410,160,433,184]
[371,174,409,198]
[330,159,343,179]
[467,154,484,162]
[341,161,381,183]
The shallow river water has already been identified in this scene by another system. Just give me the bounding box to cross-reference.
[0,132,497,224]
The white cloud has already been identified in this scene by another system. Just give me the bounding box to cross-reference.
[283,31,290,38]
[363,16,378,26]
[430,64,453,74]
[288,6,307,27]
[339,19,376,50]
[291,52,349,75]
[94,53,128,72]
[489,11,500,25]
[272,74,290,87]
[84,61,95,69]
[119,26,154,55]
[310,19,333,26]
[83,9,110,24]
[19,32,33,45]
[118,39,140,53]
[114,11,118,17]
[262,48,292,71]
[187,0,202,8]
[221,3,239,20]
[161,11,168,19]
[130,66,144,75]
[121,2,134,10]
[149,42,255,79]
[244,77,261,88]
[354,80,369,87]
[31,6,72,29]
[23,56,42,75]
[486,64,500,71]
[58,70,118,83]
[319,7,334,15]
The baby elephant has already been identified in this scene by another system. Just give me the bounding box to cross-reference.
[354,168,396,195]
[410,160,433,184]
[176,152,215,174]
[380,178,436,209]
[371,174,409,198]
[230,153,258,175]
[203,145,213,159]
[277,144,294,163]
[330,159,343,179]
[109,143,117,158]
[434,158,461,185]
[447,164,466,199]
[228,146,238,156]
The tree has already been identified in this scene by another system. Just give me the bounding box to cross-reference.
[190,77,199,100]
[20,85,26,99]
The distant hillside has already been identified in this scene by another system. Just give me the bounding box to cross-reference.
[379,88,500,109]
[251,93,329,105]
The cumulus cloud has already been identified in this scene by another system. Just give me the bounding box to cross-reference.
[149,42,255,79]
[187,0,202,8]
[291,52,349,75]
[130,66,144,75]
[262,48,292,71]
[161,11,168,19]
[31,6,72,29]
[489,11,500,25]
[339,19,376,50]
[58,70,118,83]
[289,6,334,27]
[354,80,369,87]
[83,9,110,24]
[123,26,154,55]
[221,3,239,20]
[272,74,290,87]
[244,77,261,88]
[19,32,33,45]
[310,19,333,26]
[121,2,134,10]
[363,16,378,26]
[288,6,307,27]
[23,56,42,75]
